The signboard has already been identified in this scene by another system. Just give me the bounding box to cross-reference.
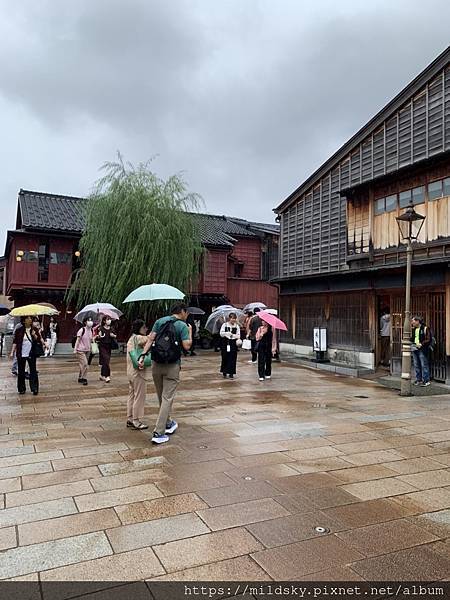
[313,327,327,352]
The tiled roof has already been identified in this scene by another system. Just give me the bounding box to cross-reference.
[16,189,277,248]
[18,190,87,233]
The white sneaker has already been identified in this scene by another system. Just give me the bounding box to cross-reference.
[105,377,111,383]
[266,376,271,380]
[259,377,265,381]
[247,360,254,364]
[99,376,106,381]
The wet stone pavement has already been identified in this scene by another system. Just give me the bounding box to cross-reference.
[0,351,449,582]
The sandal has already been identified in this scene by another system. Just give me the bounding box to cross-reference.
[126,420,134,428]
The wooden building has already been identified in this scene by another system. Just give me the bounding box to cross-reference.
[4,190,279,343]
[274,46,450,382]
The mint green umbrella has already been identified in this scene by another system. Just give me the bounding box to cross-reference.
[123,284,185,303]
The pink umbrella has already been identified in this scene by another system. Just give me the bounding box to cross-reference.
[258,310,287,331]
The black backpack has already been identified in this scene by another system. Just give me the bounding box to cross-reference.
[151,319,181,364]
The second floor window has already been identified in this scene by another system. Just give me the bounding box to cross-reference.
[38,242,49,282]
[428,177,450,201]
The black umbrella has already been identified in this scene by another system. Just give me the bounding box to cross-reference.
[0,304,10,316]
[187,307,205,315]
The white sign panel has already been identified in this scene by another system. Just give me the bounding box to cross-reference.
[313,327,327,352]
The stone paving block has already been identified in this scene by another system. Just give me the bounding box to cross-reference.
[391,488,450,513]
[62,443,129,458]
[0,497,78,527]
[224,451,294,468]
[114,493,208,525]
[289,456,352,474]
[0,445,35,458]
[397,469,450,490]
[0,477,21,493]
[432,453,450,466]
[90,469,168,492]
[330,464,398,483]
[247,510,346,548]
[153,527,263,572]
[22,466,101,490]
[341,449,404,466]
[18,508,121,546]
[73,483,162,512]
[251,534,364,579]
[197,480,281,507]
[52,452,125,471]
[0,526,17,551]
[336,518,439,557]
[149,555,269,581]
[197,497,290,530]
[39,547,164,581]
[223,462,299,483]
[97,456,165,476]
[6,480,94,508]
[106,512,210,553]
[268,472,343,493]
[155,471,234,496]
[0,461,53,480]
[341,477,418,501]
[407,509,450,538]
[285,446,343,461]
[0,531,113,579]
[350,544,450,580]
[0,449,63,469]
[322,498,415,529]
[299,486,362,509]
[381,457,445,475]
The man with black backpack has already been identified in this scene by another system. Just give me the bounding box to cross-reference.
[139,303,192,444]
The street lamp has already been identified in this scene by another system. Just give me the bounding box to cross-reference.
[396,201,426,396]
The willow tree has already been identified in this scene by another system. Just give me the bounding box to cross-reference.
[67,156,203,318]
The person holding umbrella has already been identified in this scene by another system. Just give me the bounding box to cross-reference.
[220,312,241,379]
[73,317,94,385]
[96,315,117,382]
[10,315,46,395]
[255,310,287,381]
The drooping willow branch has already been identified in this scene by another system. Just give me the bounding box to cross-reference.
[66,154,204,319]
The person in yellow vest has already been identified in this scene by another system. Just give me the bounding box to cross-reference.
[410,316,432,387]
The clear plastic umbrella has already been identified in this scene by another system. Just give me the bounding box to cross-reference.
[243,302,267,312]
[75,303,122,323]
[205,308,246,334]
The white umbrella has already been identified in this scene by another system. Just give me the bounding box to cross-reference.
[264,308,278,315]
[243,302,267,312]
[205,308,246,334]
[75,302,122,323]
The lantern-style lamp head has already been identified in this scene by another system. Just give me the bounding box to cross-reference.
[396,201,426,241]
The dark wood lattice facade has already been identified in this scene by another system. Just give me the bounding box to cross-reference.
[275,47,450,382]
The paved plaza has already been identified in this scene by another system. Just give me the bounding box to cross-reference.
[0,351,449,582]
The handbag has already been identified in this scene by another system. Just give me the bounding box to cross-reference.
[90,341,99,355]
[129,335,151,369]
[111,338,119,351]
[242,339,252,351]
[31,340,45,358]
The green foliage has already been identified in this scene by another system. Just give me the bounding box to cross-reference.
[67,155,204,318]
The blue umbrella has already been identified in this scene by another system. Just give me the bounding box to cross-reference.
[123,284,185,303]
[0,304,11,316]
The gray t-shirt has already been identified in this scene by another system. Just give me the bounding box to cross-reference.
[380,314,391,337]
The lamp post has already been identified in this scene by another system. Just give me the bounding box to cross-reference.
[395,201,426,396]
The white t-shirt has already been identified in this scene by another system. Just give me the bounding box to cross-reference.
[22,328,32,358]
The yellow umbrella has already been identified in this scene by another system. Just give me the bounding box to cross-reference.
[10,304,59,317]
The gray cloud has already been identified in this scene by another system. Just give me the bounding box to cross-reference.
[1,0,449,249]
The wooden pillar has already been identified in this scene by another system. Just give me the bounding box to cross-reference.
[291,299,296,340]
[445,271,450,358]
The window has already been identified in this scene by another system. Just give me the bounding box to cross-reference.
[15,250,38,262]
[38,242,49,282]
[428,180,443,201]
[443,178,450,197]
[412,186,425,205]
[50,252,71,265]
[374,198,385,215]
[385,194,397,212]
[399,190,412,208]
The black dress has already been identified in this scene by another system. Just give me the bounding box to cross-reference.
[257,327,273,379]
[220,324,239,376]
[97,327,113,377]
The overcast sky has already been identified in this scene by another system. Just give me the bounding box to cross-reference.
[1,0,449,250]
